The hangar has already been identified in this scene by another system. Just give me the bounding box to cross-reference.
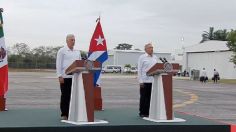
[183,41,236,79]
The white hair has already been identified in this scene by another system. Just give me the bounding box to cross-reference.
[66,34,75,41]
[144,43,153,50]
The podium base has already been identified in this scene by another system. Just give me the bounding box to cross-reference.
[0,96,5,111]
[94,86,103,110]
[143,117,186,123]
[61,119,108,125]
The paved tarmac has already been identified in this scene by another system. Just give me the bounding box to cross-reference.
[6,72,236,124]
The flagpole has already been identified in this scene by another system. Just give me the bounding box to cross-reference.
[94,15,102,110]
[0,8,3,25]
[96,16,100,22]
[93,14,107,111]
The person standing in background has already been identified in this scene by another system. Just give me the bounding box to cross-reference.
[200,68,208,83]
[213,69,219,83]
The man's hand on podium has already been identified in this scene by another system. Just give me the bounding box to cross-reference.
[59,77,64,84]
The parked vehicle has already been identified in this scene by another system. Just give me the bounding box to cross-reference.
[130,66,138,73]
[102,65,122,73]
[123,66,137,73]
[123,67,131,73]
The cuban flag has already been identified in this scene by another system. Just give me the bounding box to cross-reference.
[0,9,8,97]
[88,18,108,86]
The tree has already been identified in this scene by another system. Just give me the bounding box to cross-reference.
[226,30,236,64]
[114,43,133,50]
[201,27,214,43]
[124,64,131,68]
[12,43,31,57]
[200,27,228,43]
[51,46,62,58]
[32,46,62,68]
[32,46,47,56]
[8,44,62,69]
[9,43,32,68]
[213,29,228,41]
[134,48,141,51]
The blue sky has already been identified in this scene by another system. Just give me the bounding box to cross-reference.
[1,0,236,52]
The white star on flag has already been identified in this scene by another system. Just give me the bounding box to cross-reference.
[95,35,104,46]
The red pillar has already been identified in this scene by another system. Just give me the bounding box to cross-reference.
[0,96,5,111]
[94,86,103,110]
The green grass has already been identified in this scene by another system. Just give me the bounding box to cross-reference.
[210,79,236,84]
[175,76,236,84]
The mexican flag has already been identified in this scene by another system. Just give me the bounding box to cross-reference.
[0,9,8,97]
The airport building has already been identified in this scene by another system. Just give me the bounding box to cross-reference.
[181,41,236,79]
[103,50,171,67]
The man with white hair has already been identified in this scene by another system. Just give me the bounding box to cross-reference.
[137,43,157,117]
[56,34,81,120]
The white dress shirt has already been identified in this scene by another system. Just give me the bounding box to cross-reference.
[201,69,207,77]
[138,53,158,83]
[56,45,81,78]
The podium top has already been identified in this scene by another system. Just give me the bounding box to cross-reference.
[66,60,102,74]
[147,63,179,76]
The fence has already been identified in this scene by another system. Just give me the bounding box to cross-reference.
[8,62,56,69]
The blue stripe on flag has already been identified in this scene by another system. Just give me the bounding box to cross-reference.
[88,51,108,85]
[96,51,108,63]
[88,51,108,63]
[93,70,101,86]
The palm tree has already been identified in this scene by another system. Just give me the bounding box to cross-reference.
[200,27,229,43]
[204,27,214,40]
[114,43,133,50]
[226,30,236,64]
[200,27,214,43]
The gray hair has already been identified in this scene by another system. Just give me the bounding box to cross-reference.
[66,34,75,41]
[144,43,153,50]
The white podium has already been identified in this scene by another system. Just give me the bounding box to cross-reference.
[61,60,108,125]
[143,62,185,123]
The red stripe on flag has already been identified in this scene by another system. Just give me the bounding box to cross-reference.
[231,125,236,132]
[0,65,8,96]
[89,21,107,52]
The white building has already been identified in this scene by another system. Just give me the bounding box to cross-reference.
[173,48,185,71]
[183,40,236,79]
[103,50,171,67]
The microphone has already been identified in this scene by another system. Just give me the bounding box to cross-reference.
[159,57,165,63]
[163,57,168,63]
